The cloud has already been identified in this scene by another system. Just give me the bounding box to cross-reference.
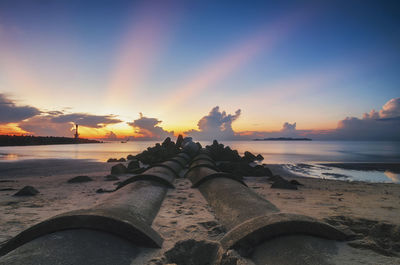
[379,98,400,118]
[51,113,122,128]
[185,106,241,140]
[326,97,400,141]
[16,111,123,137]
[104,131,118,140]
[0,94,123,136]
[238,121,311,139]
[282,122,297,134]
[327,118,400,141]
[127,113,174,140]
[236,98,400,141]
[0,94,40,124]
[18,116,74,137]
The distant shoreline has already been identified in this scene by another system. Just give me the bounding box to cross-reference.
[0,135,102,147]
[253,137,312,141]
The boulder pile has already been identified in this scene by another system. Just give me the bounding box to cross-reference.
[205,140,272,177]
[128,137,181,165]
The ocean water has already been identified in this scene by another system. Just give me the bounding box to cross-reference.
[0,140,399,183]
[1,140,399,163]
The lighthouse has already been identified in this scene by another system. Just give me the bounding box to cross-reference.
[74,124,79,139]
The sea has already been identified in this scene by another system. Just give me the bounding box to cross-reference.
[0,140,399,183]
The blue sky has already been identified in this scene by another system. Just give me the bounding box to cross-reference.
[0,0,399,139]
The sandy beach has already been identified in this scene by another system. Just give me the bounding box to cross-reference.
[1,0,399,263]
[1,158,399,264]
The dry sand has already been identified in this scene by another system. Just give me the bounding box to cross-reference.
[1,159,399,264]
[257,165,400,225]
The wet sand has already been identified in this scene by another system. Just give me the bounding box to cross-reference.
[319,162,400,173]
[0,159,399,263]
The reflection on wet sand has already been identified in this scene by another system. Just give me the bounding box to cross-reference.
[384,171,399,183]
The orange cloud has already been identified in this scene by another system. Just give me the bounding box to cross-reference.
[0,123,27,135]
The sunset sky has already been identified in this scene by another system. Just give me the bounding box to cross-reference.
[0,0,399,140]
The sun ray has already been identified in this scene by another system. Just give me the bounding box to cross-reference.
[104,1,179,109]
[158,5,315,113]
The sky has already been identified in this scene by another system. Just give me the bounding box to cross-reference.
[0,0,399,140]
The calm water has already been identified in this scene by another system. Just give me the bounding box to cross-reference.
[0,140,399,183]
[0,140,399,163]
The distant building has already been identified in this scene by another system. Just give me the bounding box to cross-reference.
[74,124,79,139]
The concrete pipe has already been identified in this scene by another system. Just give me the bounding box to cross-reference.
[175,152,191,163]
[150,160,182,178]
[188,153,348,263]
[185,164,246,188]
[185,159,219,176]
[189,154,216,166]
[0,152,189,264]
[117,154,187,189]
[167,156,187,168]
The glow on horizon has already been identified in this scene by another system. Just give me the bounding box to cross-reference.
[0,123,26,135]
[229,66,355,132]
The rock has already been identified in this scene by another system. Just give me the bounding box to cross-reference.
[219,161,252,176]
[128,167,147,174]
[164,239,220,265]
[104,175,119,181]
[322,172,350,179]
[268,175,284,182]
[198,221,219,229]
[220,249,251,265]
[111,163,127,175]
[252,165,273,177]
[205,140,241,162]
[147,257,166,265]
[135,140,179,165]
[127,154,136,160]
[96,188,114,193]
[127,159,140,170]
[162,137,172,147]
[13,186,39,196]
[208,226,226,237]
[107,158,118,162]
[118,158,126,162]
[196,142,202,150]
[255,154,264,161]
[176,134,184,148]
[243,151,257,162]
[67,175,93,183]
[271,177,298,190]
[290,179,303,186]
[219,162,272,177]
